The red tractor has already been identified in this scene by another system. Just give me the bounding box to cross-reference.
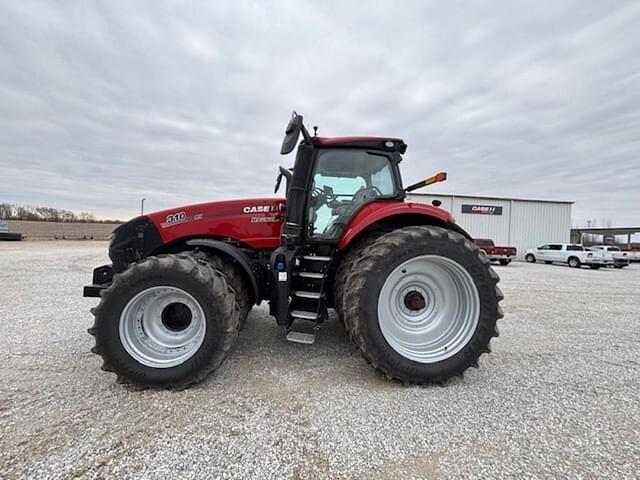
[84,112,503,389]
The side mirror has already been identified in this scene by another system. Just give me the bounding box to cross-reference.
[274,166,292,193]
[280,112,304,155]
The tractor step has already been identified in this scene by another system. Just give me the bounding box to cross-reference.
[302,255,332,262]
[293,290,322,299]
[290,309,318,320]
[298,271,324,279]
[286,330,316,345]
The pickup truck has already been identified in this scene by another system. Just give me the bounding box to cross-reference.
[474,238,517,265]
[623,249,640,262]
[589,245,630,268]
[524,243,609,269]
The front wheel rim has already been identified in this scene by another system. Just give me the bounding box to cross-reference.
[119,286,207,368]
[377,255,480,363]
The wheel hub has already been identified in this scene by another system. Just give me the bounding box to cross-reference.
[161,302,193,332]
[403,290,426,312]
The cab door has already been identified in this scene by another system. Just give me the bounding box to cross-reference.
[547,244,564,262]
[536,245,550,261]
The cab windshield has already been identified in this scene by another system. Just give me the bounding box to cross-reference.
[307,149,397,240]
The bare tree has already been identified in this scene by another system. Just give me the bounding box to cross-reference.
[78,212,96,222]
[0,203,11,219]
[0,202,121,223]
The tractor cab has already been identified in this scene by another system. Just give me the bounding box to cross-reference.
[270,112,439,340]
[276,112,407,243]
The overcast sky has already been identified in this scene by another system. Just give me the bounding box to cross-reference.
[1,1,638,226]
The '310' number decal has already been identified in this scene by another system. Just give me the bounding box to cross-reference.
[165,211,187,225]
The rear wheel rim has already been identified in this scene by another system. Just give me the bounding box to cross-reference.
[119,286,206,368]
[377,255,480,363]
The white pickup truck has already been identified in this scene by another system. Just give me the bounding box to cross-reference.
[623,249,640,262]
[589,245,630,268]
[524,243,609,269]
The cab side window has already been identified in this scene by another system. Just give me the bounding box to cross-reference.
[308,149,397,240]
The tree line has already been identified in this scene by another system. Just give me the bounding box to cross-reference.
[0,203,122,223]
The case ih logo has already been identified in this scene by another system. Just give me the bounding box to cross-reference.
[461,204,503,215]
[242,204,285,214]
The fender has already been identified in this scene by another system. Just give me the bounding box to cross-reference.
[447,222,473,241]
[337,201,469,250]
[185,238,261,304]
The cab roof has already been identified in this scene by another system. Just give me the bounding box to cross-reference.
[314,136,407,154]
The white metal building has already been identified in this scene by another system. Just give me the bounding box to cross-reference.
[407,193,573,259]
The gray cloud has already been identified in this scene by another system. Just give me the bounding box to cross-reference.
[0,0,638,227]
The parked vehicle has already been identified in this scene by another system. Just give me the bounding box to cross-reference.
[524,243,608,269]
[474,238,517,265]
[623,249,640,262]
[589,245,630,268]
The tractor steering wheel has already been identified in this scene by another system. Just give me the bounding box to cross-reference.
[353,185,383,205]
[311,186,337,207]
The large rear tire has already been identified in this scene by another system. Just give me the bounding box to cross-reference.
[333,234,379,323]
[343,226,503,384]
[88,254,240,389]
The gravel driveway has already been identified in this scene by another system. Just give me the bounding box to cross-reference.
[1,241,638,479]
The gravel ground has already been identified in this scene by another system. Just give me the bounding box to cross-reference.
[1,241,639,479]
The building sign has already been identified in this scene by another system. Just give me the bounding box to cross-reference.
[461,204,503,215]
[0,220,8,233]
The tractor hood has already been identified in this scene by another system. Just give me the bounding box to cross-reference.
[145,197,286,250]
[107,197,285,274]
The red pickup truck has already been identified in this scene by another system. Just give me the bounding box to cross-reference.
[474,239,517,265]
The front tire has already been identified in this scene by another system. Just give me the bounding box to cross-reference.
[499,259,511,266]
[343,226,503,384]
[88,255,240,389]
[525,254,536,263]
[190,250,251,328]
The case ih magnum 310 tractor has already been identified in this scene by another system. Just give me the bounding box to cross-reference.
[84,113,503,389]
